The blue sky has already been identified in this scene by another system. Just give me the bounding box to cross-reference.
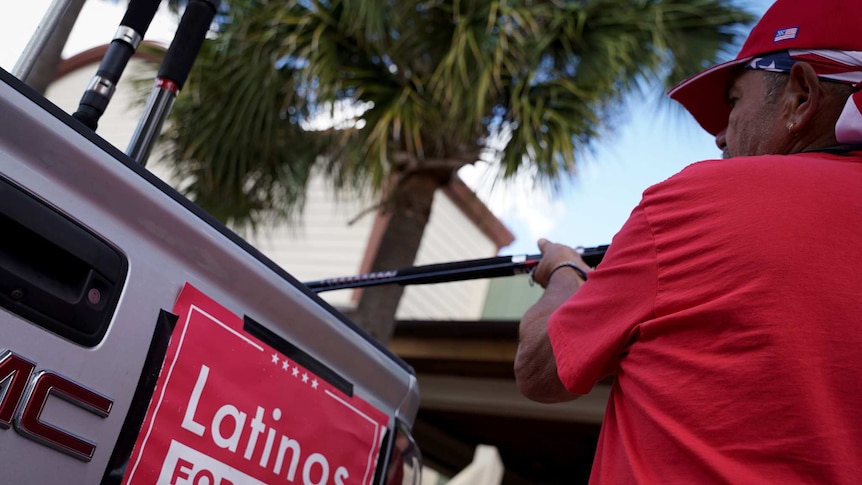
[2,0,775,256]
[460,88,725,253]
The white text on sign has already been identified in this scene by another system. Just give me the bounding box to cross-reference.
[180,365,350,485]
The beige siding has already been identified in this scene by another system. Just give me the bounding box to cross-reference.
[396,190,496,320]
[247,178,376,309]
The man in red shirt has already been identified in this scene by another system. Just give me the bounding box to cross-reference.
[515,0,862,483]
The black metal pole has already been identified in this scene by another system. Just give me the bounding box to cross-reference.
[71,0,163,130]
[12,0,75,82]
[127,0,219,166]
[304,245,608,293]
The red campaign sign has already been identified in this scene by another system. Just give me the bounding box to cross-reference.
[123,283,389,485]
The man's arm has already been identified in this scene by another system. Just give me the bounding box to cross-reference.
[514,239,587,403]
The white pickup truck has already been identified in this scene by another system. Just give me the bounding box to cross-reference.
[0,3,421,484]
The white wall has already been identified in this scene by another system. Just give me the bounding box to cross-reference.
[396,190,496,320]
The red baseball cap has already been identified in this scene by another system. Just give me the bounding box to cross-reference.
[669,0,862,136]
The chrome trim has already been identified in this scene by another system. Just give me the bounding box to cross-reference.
[113,25,142,49]
[86,76,116,98]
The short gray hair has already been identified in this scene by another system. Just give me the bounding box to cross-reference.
[762,69,855,104]
[762,71,788,103]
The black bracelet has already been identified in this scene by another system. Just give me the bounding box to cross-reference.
[548,261,588,282]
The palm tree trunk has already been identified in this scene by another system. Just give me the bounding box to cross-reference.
[21,0,88,94]
[350,169,450,343]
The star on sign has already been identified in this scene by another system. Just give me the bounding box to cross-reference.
[282,359,290,371]
[302,373,309,383]
[292,367,300,377]
[311,379,319,389]
[271,353,279,364]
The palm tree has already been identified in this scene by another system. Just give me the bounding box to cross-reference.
[163,0,754,343]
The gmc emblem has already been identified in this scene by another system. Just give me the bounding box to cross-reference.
[0,349,113,462]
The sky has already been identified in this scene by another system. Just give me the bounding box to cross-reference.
[1,0,775,256]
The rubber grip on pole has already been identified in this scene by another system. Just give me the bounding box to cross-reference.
[157,0,219,90]
[120,0,163,37]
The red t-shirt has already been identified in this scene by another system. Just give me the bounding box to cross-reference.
[548,152,862,484]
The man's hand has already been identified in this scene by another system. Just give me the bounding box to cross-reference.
[514,239,587,403]
[530,238,591,289]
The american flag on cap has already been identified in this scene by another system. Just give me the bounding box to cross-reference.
[773,27,799,42]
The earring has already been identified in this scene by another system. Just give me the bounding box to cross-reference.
[787,122,796,134]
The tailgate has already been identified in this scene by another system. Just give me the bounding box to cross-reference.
[0,67,419,484]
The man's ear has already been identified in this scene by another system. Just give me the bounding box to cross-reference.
[785,62,821,133]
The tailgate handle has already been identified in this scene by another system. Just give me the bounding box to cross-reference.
[0,177,127,347]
